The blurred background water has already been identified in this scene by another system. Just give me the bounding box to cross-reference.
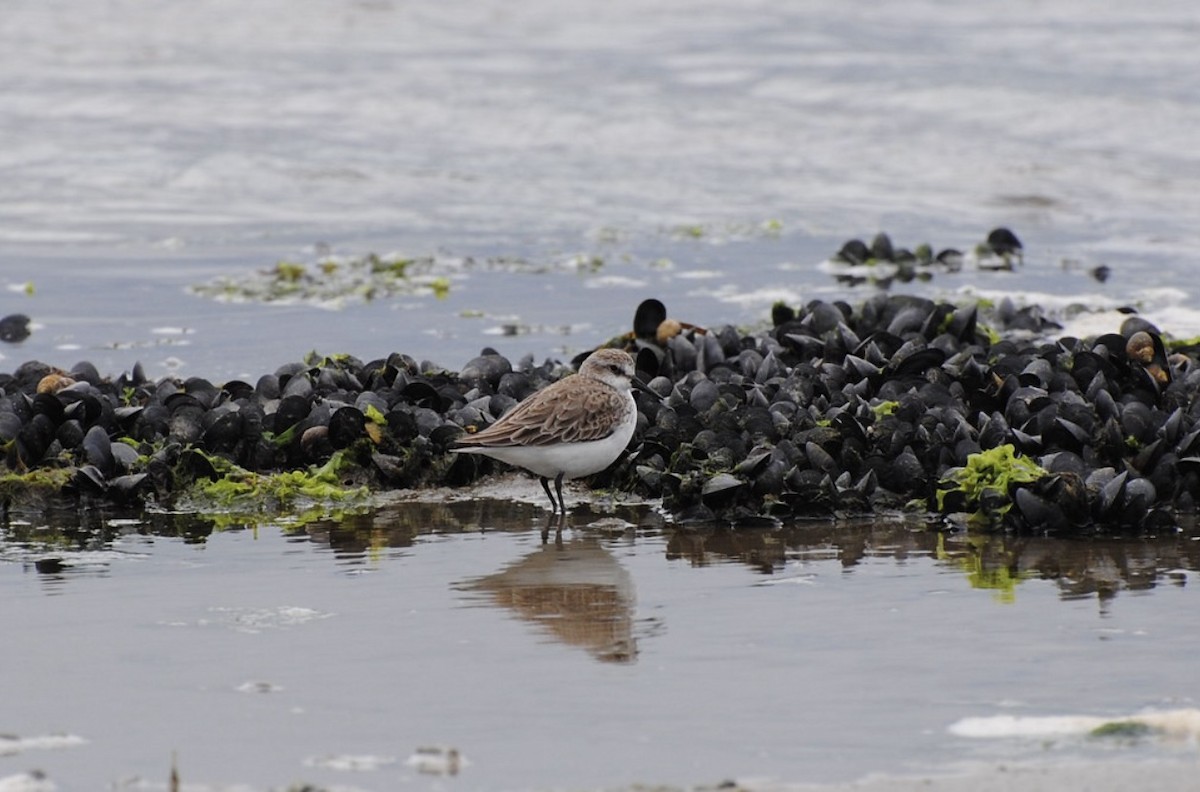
[2,0,1199,380]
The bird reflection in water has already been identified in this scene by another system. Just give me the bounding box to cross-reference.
[463,532,639,663]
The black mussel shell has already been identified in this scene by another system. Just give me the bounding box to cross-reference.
[0,314,31,342]
[986,227,1023,257]
[460,354,513,389]
[835,239,869,266]
[870,232,894,262]
[328,407,366,449]
[81,424,116,477]
[634,299,668,341]
[273,394,312,433]
[202,408,244,452]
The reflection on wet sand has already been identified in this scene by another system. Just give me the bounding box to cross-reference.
[668,517,1200,604]
[294,499,557,559]
[461,536,639,663]
[4,498,1197,610]
[951,531,1194,605]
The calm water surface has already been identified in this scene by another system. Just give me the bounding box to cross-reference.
[1,500,1197,789]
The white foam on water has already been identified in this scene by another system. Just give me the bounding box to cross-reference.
[949,708,1200,741]
[943,284,1200,340]
[0,772,56,792]
[303,753,396,772]
[0,734,87,757]
[705,284,805,309]
[198,605,334,633]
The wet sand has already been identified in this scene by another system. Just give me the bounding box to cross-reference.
[784,758,1200,792]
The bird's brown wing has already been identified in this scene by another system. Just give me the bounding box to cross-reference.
[456,376,627,448]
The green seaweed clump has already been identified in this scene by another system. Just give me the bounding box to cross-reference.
[0,467,77,508]
[936,444,1047,526]
[184,450,369,514]
[1089,720,1156,739]
[871,400,899,418]
[189,252,451,306]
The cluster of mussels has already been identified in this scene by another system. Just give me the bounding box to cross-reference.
[0,352,561,507]
[609,294,1200,530]
[827,227,1026,288]
[828,227,1109,287]
[1,292,1198,532]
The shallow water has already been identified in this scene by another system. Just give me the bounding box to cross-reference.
[2,497,1197,789]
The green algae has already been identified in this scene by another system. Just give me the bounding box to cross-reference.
[668,219,785,242]
[190,249,630,308]
[363,403,387,426]
[0,466,77,506]
[190,252,456,306]
[366,253,412,277]
[871,400,899,418]
[1089,720,1157,739]
[936,444,1047,526]
[183,450,369,515]
[1165,335,1200,350]
[303,350,349,365]
[273,261,307,282]
[978,322,1002,346]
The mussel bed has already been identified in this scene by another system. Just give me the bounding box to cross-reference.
[2,293,1198,532]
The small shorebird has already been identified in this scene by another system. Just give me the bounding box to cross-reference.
[451,348,639,513]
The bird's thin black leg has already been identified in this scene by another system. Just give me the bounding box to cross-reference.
[554,472,566,514]
[540,476,559,513]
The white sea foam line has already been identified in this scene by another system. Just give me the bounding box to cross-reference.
[0,771,56,792]
[303,753,396,772]
[949,708,1200,740]
[584,276,648,288]
[954,284,1191,311]
[405,745,469,774]
[941,284,1200,339]
[703,284,804,308]
[199,605,334,633]
[0,734,87,756]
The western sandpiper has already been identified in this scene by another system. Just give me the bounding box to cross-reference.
[451,348,639,513]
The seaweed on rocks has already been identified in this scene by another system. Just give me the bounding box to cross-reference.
[1,288,1198,533]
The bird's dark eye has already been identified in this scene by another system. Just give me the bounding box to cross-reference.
[610,365,622,375]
